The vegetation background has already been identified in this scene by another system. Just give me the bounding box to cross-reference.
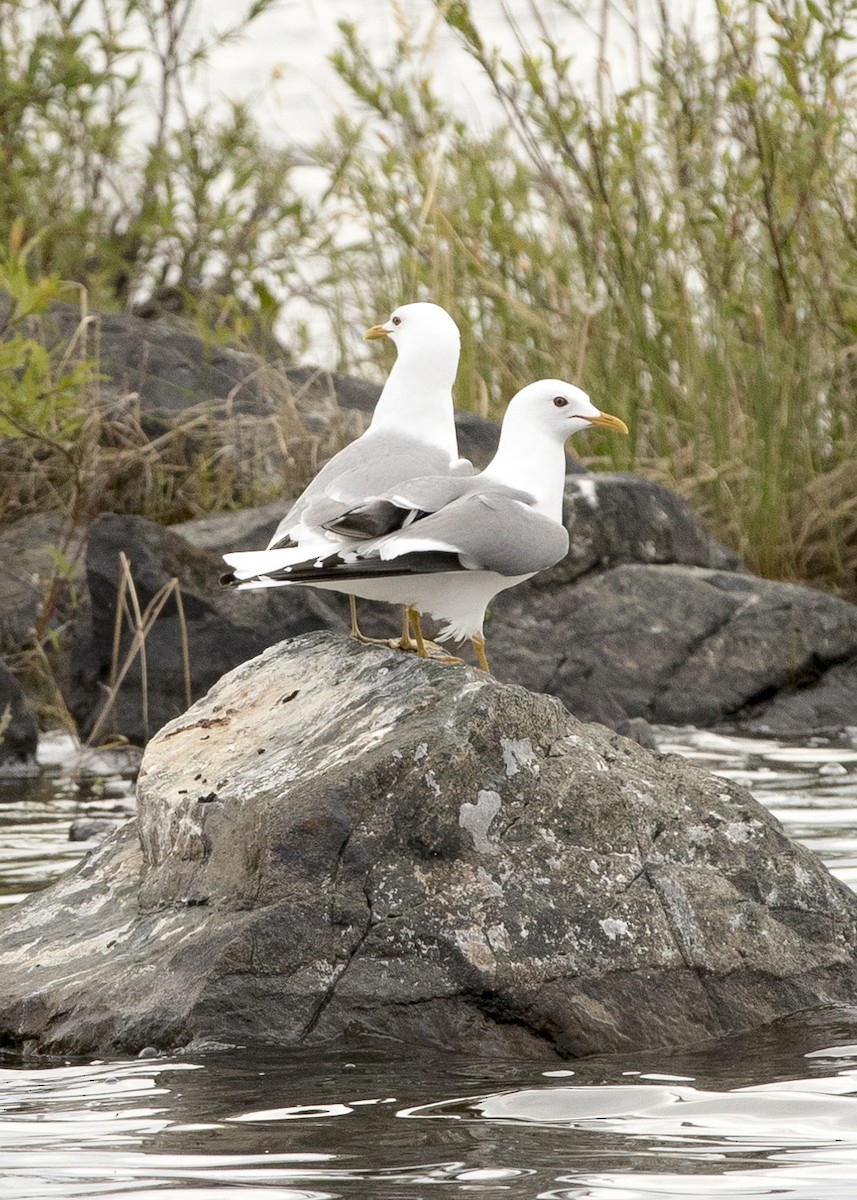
[1,0,855,597]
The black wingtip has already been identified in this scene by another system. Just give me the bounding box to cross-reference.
[324,499,408,539]
[221,570,238,587]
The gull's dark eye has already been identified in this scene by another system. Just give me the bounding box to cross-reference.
[392,315,402,326]
[553,395,569,408]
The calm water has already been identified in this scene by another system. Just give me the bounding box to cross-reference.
[2,727,857,1198]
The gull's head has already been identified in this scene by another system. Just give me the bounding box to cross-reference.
[363,302,461,364]
[508,379,629,441]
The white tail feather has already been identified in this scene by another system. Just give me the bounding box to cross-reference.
[223,542,328,579]
[235,576,293,590]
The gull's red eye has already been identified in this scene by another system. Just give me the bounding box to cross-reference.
[392,315,402,326]
[553,395,569,408]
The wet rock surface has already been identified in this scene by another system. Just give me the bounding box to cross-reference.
[68,817,118,843]
[0,632,856,1058]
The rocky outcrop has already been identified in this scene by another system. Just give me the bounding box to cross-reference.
[41,301,372,421]
[747,658,857,737]
[65,474,746,743]
[8,468,857,744]
[40,302,506,469]
[175,475,857,737]
[546,473,741,583]
[493,560,857,734]
[0,633,856,1057]
[0,661,38,765]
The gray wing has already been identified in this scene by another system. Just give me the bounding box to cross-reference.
[267,431,473,550]
[380,490,569,577]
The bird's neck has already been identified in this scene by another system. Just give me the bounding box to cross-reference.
[368,347,459,456]
[481,418,567,521]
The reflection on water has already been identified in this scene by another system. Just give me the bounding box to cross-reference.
[0,733,138,907]
[7,1018,857,1198]
[2,725,857,1198]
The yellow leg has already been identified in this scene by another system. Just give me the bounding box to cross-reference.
[408,607,430,658]
[348,595,391,646]
[472,634,490,673]
[385,606,462,665]
[422,624,463,666]
[349,595,361,638]
[408,609,465,664]
[397,606,415,651]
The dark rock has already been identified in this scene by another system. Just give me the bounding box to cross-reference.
[551,474,741,584]
[44,302,274,419]
[283,362,382,421]
[0,661,38,765]
[67,513,344,743]
[453,409,502,470]
[614,717,659,749]
[9,477,856,742]
[173,503,285,554]
[41,302,510,468]
[0,632,856,1058]
[153,476,857,738]
[744,657,857,738]
[491,563,857,731]
[69,817,116,843]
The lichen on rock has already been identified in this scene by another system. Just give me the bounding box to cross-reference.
[0,631,856,1058]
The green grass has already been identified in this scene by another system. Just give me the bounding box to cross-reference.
[318,0,857,595]
[1,0,855,597]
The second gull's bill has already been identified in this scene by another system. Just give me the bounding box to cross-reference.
[223,379,628,671]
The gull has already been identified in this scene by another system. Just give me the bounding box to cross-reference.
[256,301,469,644]
[223,379,628,672]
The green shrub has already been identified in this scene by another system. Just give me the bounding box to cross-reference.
[0,0,309,329]
[318,0,857,594]
[1,0,855,596]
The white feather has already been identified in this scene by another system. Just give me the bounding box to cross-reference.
[223,541,328,578]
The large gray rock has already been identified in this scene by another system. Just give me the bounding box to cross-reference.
[746,658,857,737]
[72,478,857,741]
[170,472,744,738]
[8,473,857,742]
[551,473,741,582]
[173,502,287,554]
[491,562,857,733]
[0,633,856,1057]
